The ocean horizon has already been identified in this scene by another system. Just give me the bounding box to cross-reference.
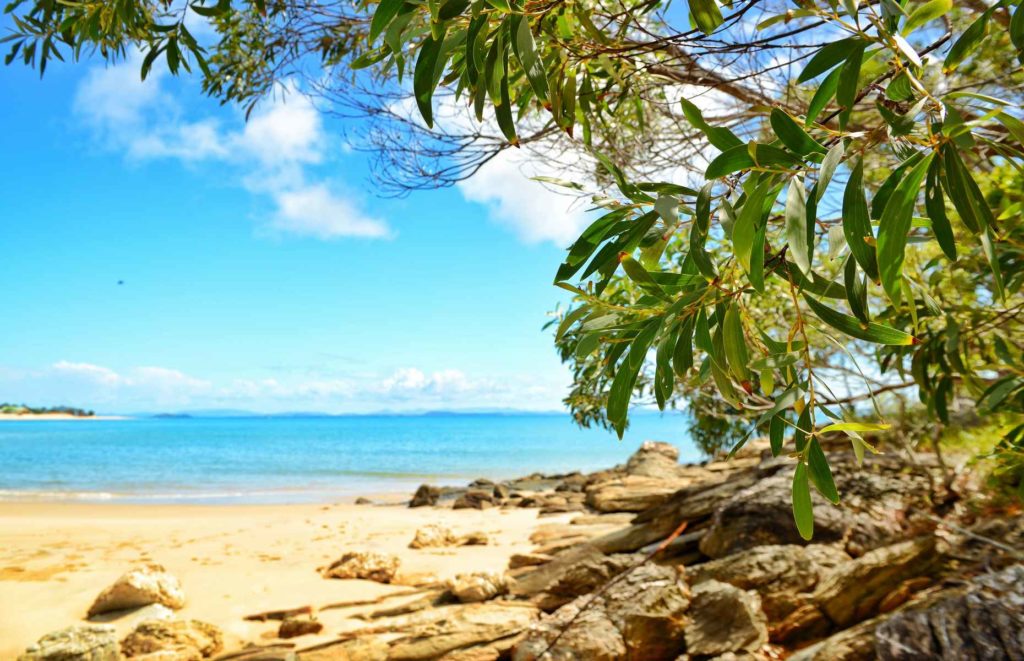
[0,412,698,504]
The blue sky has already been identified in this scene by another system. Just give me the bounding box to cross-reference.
[0,48,594,413]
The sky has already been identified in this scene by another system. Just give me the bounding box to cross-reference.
[0,43,597,414]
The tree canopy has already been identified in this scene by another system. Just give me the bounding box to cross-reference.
[6,0,1024,532]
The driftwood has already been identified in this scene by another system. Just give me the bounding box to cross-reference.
[243,588,429,621]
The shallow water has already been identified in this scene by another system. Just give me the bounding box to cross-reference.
[0,413,696,503]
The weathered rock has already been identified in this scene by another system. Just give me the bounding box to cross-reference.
[87,563,186,617]
[683,580,768,657]
[383,602,540,660]
[688,544,851,619]
[354,497,373,505]
[321,551,400,583]
[298,637,388,661]
[409,524,460,549]
[509,544,606,599]
[493,484,510,499]
[508,553,552,570]
[874,564,1024,660]
[513,564,690,661]
[217,644,297,661]
[585,476,690,513]
[277,617,323,639]
[121,620,222,659]
[448,572,508,603]
[453,489,494,510]
[624,441,681,479]
[813,537,939,628]
[18,625,120,661]
[534,553,639,611]
[459,531,490,546]
[410,484,441,508]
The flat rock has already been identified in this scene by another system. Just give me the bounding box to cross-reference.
[122,619,222,659]
[277,617,323,639]
[18,625,120,661]
[88,563,186,617]
[534,553,640,611]
[683,580,768,657]
[383,601,540,660]
[453,489,494,510]
[585,475,696,513]
[448,572,508,603]
[321,551,400,583]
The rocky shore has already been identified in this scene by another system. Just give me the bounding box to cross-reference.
[16,440,1024,660]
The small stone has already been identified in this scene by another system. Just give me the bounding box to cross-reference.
[321,551,400,583]
[277,617,323,639]
[88,563,186,617]
[409,484,441,507]
[409,524,460,549]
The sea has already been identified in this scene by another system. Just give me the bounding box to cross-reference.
[0,412,698,504]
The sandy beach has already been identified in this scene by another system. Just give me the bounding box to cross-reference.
[0,414,128,421]
[0,500,569,658]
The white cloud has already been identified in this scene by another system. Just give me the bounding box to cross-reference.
[73,59,390,241]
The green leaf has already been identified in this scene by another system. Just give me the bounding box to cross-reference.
[689,0,724,34]
[413,37,444,127]
[514,15,549,102]
[786,178,812,275]
[981,225,1005,302]
[924,155,956,261]
[806,66,842,126]
[876,152,933,303]
[769,414,785,456]
[723,303,750,383]
[607,319,661,436]
[844,256,869,324]
[771,108,826,155]
[732,179,770,277]
[816,142,845,202]
[555,305,589,341]
[706,144,800,179]
[835,43,865,129]
[803,294,918,345]
[680,98,743,151]
[691,182,718,279]
[941,144,994,234]
[842,159,879,281]
[620,255,670,299]
[820,422,891,433]
[673,315,695,376]
[792,462,814,540]
[438,0,471,20]
[903,0,951,34]
[798,37,864,82]
[807,438,840,504]
[944,10,990,71]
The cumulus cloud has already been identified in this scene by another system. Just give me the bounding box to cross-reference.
[73,58,390,240]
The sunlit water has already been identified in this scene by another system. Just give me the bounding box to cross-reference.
[0,413,697,504]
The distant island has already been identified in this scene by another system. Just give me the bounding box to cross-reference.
[0,402,114,420]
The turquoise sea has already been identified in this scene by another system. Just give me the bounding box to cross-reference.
[0,413,697,504]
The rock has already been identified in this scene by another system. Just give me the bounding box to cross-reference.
[121,620,222,659]
[624,441,681,478]
[508,553,552,570]
[298,638,388,661]
[409,524,460,549]
[813,537,939,628]
[699,455,934,559]
[535,553,640,611]
[874,564,1024,660]
[493,484,510,499]
[354,497,373,505]
[321,551,400,583]
[513,563,690,661]
[410,484,441,508]
[571,513,635,526]
[18,625,119,661]
[688,544,851,619]
[218,644,296,661]
[787,616,879,661]
[509,544,607,599]
[453,489,494,510]
[87,563,186,617]
[448,572,508,603]
[470,478,495,488]
[683,580,768,657]
[277,617,323,639]
[459,531,489,546]
[585,475,690,513]
[382,602,540,660]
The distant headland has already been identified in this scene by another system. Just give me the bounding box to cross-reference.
[0,403,123,421]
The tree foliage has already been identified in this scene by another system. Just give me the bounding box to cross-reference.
[6,0,1024,528]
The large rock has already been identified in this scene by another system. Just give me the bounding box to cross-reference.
[121,619,222,659]
[874,564,1024,659]
[813,537,939,628]
[624,441,681,479]
[448,572,508,603]
[688,544,850,619]
[383,602,540,660]
[534,553,639,611]
[699,455,934,559]
[409,524,460,549]
[513,564,690,661]
[87,564,186,617]
[18,625,119,661]
[453,489,494,510]
[321,551,400,583]
[683,580,768,657]
[409,484,441,508]
[585,476,692,513]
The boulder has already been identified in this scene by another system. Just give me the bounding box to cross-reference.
[448,572,508,603]
[121,620,222,659]
[87,564,186,617]
[624,441,681,479]
[683,580,768,657]
[585,476,691,513]
[321,551,400,583]
[874,564,1024,659]
[513,563,690,661]
[453,489,494,510]
[534,553,639,611]
[277,617,324,639]
[688,544,850,619]
[18,625,120,661]
[409,524,460,549]
[813,537,939,628]
[410,484,441,508]
[493,484,511,499]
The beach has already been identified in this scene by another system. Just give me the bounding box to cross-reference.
[0,499,567,658]
[0,414,126,421]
